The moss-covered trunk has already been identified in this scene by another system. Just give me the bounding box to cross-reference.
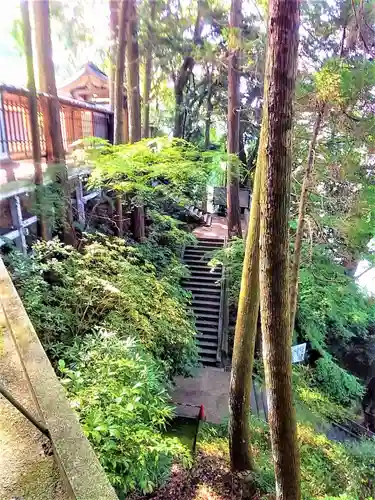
[259,0,301,498]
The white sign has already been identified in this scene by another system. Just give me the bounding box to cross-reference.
[292,343,307,363]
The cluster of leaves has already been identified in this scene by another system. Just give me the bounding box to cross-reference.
[210,239,374,405]
[84,137,222,209]
[200,409,375,499]
[59,334,192,495]
[7,234,198,377]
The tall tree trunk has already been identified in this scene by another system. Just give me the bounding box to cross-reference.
[259,0,300,498]
[228,39,270,469]
[126,0,145,241]
[204,66,213,149]
[289,103,324,335]
[173,0,203,138]
[142,0,156,139]
[33,0,74,246]
[173,56,194,138]
[21,0,48,241]
[228,143,262,471]
[114,0,128,146]
[109,0,119,111]
[226,0,242,239]
[113,0,129,238]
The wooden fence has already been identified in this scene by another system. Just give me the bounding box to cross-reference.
[0,85,113,254]
[0,84,112,162]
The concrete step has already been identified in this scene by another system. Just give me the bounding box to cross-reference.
[198,355,217,365]
[193,305,220,316]
[198,346,217,357]
[187,263,221,270]
[194,314,220,323]
[196,318,219,328]
[198,340,217,353]
[192,299,220,309]
[190,291,221,301]
[185,248,214,256]
[184,254,210,262]
[196,334,218,342]
[189,270,221,278]
[186,244,221,251]
[197,325,219,335]
[197,238,224,244]
[184,276,220,284]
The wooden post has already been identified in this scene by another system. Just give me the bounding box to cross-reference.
[9,195,27,255]
[75,177,85,226]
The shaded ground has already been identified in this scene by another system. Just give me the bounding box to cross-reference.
[0,311,68,500]
[129,450,258,500]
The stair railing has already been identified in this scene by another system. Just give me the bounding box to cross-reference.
[217,236,229,363]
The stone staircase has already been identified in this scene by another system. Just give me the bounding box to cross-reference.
[183,238,224,365]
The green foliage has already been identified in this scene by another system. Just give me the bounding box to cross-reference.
[315,58,375,106]
[7,235,198,376]
[212,238,372,405]
[84,137,222,208]
[60,334,192,494]
[200,412,375,499]
[208,236,244,307]
[312,356,363,405]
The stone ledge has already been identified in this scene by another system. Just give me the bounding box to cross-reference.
[0,257,118,500]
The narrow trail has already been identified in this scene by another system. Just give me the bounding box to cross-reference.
[0,310,68,500]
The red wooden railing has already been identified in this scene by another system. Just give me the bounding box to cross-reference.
[0,85,112,162]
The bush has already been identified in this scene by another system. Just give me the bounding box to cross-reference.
[200,415,375,499]
[59,334,192,494]
[311,356,364,405]
[7,235,198,376]
[211,239,371,405]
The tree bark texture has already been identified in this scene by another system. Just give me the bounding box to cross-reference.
[173,0,203,138]
[33,0,64,163]
[109,0,119,111]
[259,1,301,499]
[173,56,194,138]
[21,0,48,240]
[142,0,156,139]
[33,0,75,246]
[126,0,145,241]
[228,147,262,471]
[114,0,128,146]
[204,67,213,149]
[289,103,324,336]
[226,0,242,239]
[113,0,129,238]
[126,0,142,143]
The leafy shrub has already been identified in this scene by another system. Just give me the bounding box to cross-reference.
[212,239,371,404]
[7,235,198,376]
[59,334,192,494]
[208,237,244,307]
[200,415,375,499]
[86,137,222,208]
[311,356,364,405]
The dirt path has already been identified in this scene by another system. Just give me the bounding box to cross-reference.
[0,310,68,500]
